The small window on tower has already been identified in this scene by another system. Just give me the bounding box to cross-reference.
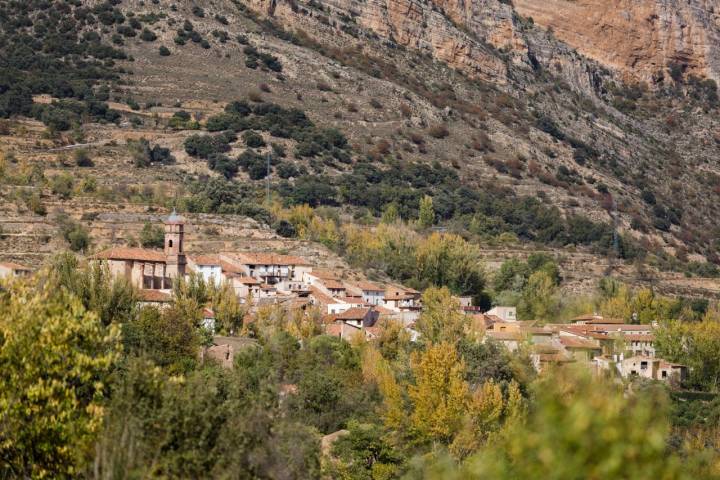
[168,239,173,248]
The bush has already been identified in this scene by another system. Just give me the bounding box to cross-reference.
[427,124,449,139]
[57,215,90,252]
[277,163,300,179]
[207,154,239,179]
[51,174,74,199]
[184,133,234,158]
[139,222,165,248]
[74,149,94,167]
[237,150,268,180]
[192,6,205,17]
[140,28,157,42]
[129,139,175,167]
[242,131,266,148]
[159,46,171,56]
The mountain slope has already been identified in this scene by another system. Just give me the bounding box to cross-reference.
[1,0,720,291]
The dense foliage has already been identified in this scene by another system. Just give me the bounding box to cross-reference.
[0,0,126,130]
[2,255,720,478]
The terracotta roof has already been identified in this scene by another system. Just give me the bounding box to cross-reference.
[659,360,686,369]
[0,261,31,271]
[191,254,221,265]
[233,252,310,266]
[335,307,372,321]
[355,281,383,291]
[310,269,341,280]
[310,286,336,306]
[92,247,166,263]
[527,327,553,335]
[374,306,396,316]
[384,291,418,301]
[233,276,261,285]
[220,260,245,275]
[364,324,383,337]
[594,324,654,332]
[138,289,172,302]
[325,323,354,337]
[321,279,346,290]
[624,334,656,342]
[560,337,601,349]
[573,314,624,324]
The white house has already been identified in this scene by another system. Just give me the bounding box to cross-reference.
[228,252,311,285]
[485,306,517,322]
[354,281,385,306]
[0,261,31,279]
[188,255,223,286]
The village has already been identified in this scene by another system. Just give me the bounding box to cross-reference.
[0,213,686,385]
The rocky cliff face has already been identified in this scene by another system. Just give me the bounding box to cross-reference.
[514,0,720,85]
[256,0,720,88]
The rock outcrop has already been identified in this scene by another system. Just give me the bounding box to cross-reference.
[514,0,720,84]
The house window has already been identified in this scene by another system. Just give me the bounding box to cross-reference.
[168,239,173,248]
[662,371,667,378]
[640,361,647,370]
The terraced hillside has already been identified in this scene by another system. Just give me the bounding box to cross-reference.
[2,0,720,297]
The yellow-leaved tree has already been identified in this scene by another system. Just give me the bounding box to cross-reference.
[361,346,406,431]
[409,342,469,444]
[416,286,468,345]
[0,277,121,478]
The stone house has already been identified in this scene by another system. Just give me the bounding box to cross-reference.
[229,252,311,285]
[0,261,31,279]
[92,212,187,291]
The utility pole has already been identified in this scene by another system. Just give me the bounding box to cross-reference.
[266,152,271,206]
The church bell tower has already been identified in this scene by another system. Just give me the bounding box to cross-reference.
[164,210,186,279]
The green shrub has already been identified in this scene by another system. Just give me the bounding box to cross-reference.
[140,28,157,42]
[74,149,94,167]
[139,222,164,248]
[159,46,171,56]
[242,131,266,148]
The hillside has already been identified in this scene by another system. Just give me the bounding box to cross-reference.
[1,0,720,296]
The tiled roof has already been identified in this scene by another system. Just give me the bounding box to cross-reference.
[233,252,310,266]
[325,323,343,337]
[594,324,653,332]
[560,337,601,349]
[624,334,656,342]
[92,247,166,263]
[138,289,172,302]
[321,279,346,290]
[384,290,418,301]
[233,276,261,285]
[220,260,245,274]
[191,254,221,265]
[0,261,31,271]
[335,307,372,320]
[355,281,383,291]
[310,269,340,280]
[310,286,336,306]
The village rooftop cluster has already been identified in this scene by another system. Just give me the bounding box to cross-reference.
[0,214,685,383]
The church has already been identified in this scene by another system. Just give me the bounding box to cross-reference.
[91,211,186,292]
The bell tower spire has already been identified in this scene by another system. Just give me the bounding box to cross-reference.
[164,210,186,279]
